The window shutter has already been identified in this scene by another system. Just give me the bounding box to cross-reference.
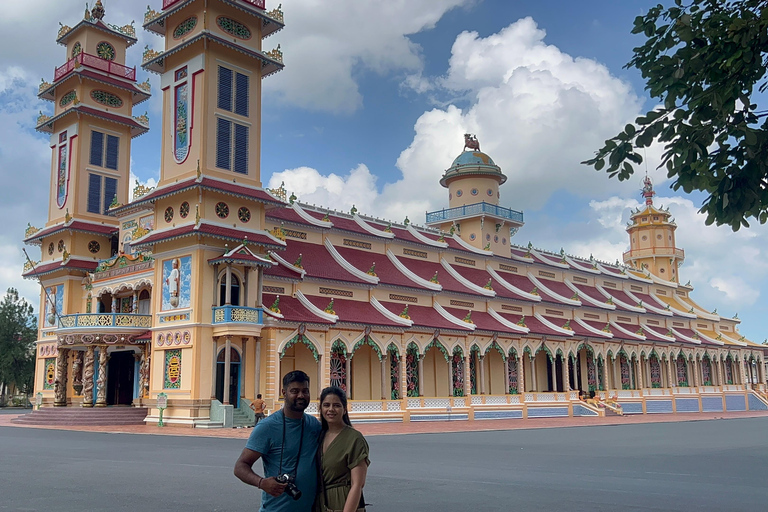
[103,177,117,214]
[235,72,249,116]
[216,118,232,170]
[217,66,233,111]
[90,131,104,167]
[234,123,248,174]
[105,135,119,170]
[87,174,102,213]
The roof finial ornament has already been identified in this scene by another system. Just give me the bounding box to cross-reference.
[463,133,480,152]
[642,174,655,206]
[91,0,105,20]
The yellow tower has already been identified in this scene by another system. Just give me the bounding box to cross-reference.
[426,134,524,253]
[623,176,685,282]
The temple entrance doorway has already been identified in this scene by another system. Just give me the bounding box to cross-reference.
[107,351,135,405]
[216,347,241,407]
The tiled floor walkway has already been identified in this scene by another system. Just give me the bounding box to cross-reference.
[2,410,766,438]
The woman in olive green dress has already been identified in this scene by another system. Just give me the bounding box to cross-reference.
[315,386,369,512]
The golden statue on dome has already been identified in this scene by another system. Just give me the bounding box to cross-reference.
[642,175,656,205]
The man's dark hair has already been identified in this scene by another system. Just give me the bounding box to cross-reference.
[282,370,310,389]
[256,394,262,399]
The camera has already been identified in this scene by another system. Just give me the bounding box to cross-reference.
[275,473,302,500]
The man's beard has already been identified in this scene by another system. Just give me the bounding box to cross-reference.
[287,397,308,412]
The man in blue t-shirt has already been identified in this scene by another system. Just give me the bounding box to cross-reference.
[235,371,321,512]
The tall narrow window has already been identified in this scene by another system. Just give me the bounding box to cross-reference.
[233,123,248,174]
[217,66,233,111]
[103,177,117,213]
[89,130,119,170]
[216,118,232,170]
[90,131,104,166]
[217,65,249,117]
[87,173,102,214]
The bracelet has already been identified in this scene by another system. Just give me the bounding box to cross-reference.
[256,476,263,489]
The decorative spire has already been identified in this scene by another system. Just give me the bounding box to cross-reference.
[641,175,655,206]
[324,298,335,315]
[399,304,410,320]
[269,296,281,314]
[429,271,439,284]
[366,262,377,277]
[91,0,105,20]
[463,311,473,324]
[293,253,303,269]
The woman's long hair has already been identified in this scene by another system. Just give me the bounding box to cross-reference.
[319,386,352,431]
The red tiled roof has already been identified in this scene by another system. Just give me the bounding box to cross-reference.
[266,206,316,226]
[135,223,284,248]
[568,259,595,272]
[570,283,611,305]
[538,279,580,302]
[640,324,675,343]
[673,327,703,344]
[446,265,526,301]
[334,245,427,290]
[379,301,473,331]
[280,240,370,285]
[494,270,561,304]
[532,252,565,267]
[134,330,152,340]
[580,319,617,338]
[265,263,302,280]
[600,265,625,277]
[25,220,117,244]
[262,293,334,324]
[392,255,477,295]
[601,288,643,312]
[493,311,564,337]
[510,248,533,260]
[632,292,670,312]
[302,295,403,327]
[443,307,509,334]
[23,258,98,278]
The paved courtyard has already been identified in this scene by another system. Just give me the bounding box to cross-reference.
[1,416,766,511]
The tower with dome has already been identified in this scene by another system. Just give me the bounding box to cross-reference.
[18,0,767,428]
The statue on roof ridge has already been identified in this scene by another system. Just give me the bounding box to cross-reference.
[91,0,105,20]
[463,133,480,152]
[642,175,655,205]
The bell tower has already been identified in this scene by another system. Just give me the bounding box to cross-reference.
[33,0,150,260]
[426,134,524,253]
[623,176,685,282]
[142,0,284,189]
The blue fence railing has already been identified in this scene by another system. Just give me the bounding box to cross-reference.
[212,305,264,325]
[426,202,524,224]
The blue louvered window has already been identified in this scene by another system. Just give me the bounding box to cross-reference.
[105,135,119,170]
[216,118,232,170]
[234,123,248,174]
[103,177,117,213]
[87,174,102,213]
[235,72,249,116]
[90,131,104,166]
[89,130,120,170]
[218,65,249,117]
[217,66,233,111]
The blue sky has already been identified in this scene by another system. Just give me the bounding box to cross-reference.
[1,0,767,343]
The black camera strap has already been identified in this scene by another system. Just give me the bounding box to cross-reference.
[278,410,305,477]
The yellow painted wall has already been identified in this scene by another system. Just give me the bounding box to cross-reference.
[351,344,381,401]
[279,343,321,396]
[484,350,506,394]
[422,347,450,397]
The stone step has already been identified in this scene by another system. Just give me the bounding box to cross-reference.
[11,407,148,426]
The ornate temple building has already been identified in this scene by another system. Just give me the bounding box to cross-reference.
[22,0,768,427]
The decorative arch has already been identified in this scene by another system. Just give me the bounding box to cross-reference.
[350,334,383,361]
[279,332,320,362]
[606,349,614,359]
[535,343,553,361]
[216,344,242,362]
[508,347,518,359]
[424,338,449,362]
[405,342,420,397]
[386,342,400,357]
[485,340,506,360]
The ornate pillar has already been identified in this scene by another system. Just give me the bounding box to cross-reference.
[549,356,556,392]
[346,355,353,399]
[72,350,84,396]
[241,338,247,399]
[243,267,249,308]
[53,348,69,407]
[612,356,619,390]
[139,345,150,399]
[563,355,570,392]
[225,264,232,305]
[479,355,486,394]
[111,296,118,313]
[399,354,407,400]
[223,337,231,404]
[417,354,424,397]
[530,354,537,392]
[254,339,262,396]
[95,348,108,407]
[464,352,471,396]
[518,354,525,393]
[82,346,95,407]
[504,356,510,395]
[211,338,218,399]
[132,290,139,314]
[316,353,323,397]
[718,358,725,387]
[256,267,264,307]
[382,356,389,400]
[213,263,220,305]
